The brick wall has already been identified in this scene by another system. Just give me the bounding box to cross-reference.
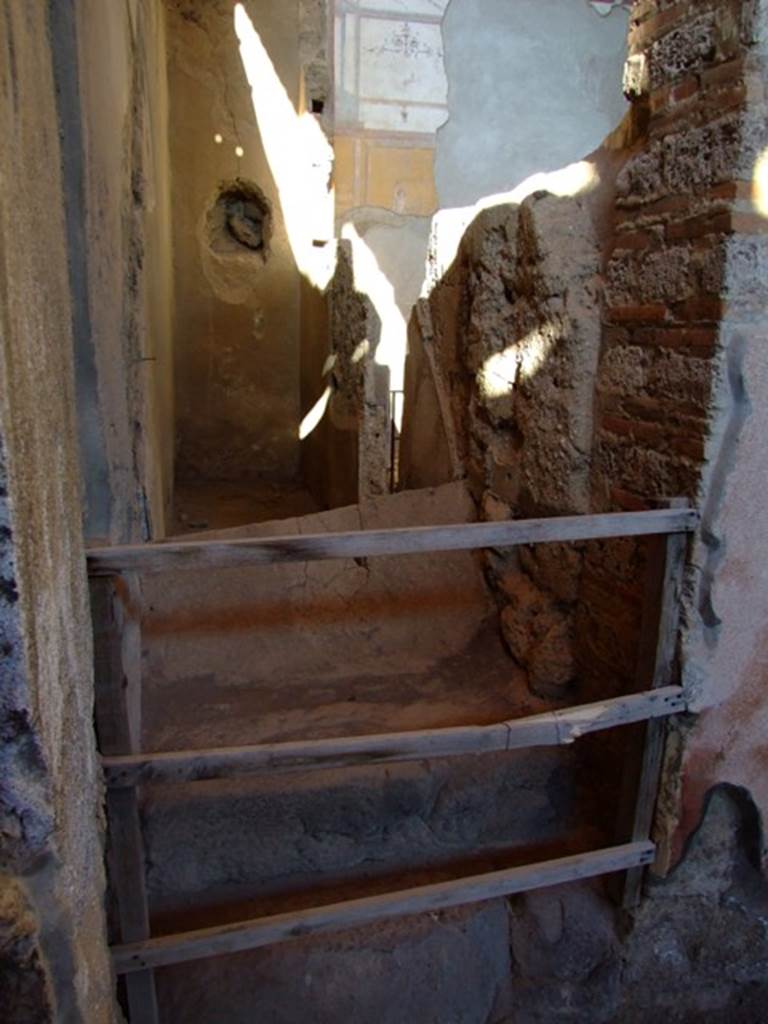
[579,0,768,863]
[579,0,757,676]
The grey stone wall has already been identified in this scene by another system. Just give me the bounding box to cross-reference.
[500,785,768,1023]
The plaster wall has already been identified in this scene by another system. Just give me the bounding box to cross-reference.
[0,3,113,1018]
[332,0,629,215]
[54,0,175,543]
[678,326,768,857]
[435,0,629,209]
[670,15,768,863]
[167,0,303,485]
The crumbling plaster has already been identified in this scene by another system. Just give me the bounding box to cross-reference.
[324,0,630,503]
[675,232,768,851]
[398,0,768,887]
[401,190,605,698]
[0,2,114,1019]
[4,0,768,1019]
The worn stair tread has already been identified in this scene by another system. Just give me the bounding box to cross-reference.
[142,623,539,752]
[152,899,512,1024]
[141,745,580,918]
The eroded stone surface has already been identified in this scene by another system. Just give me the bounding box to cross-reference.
[403,191,602,697]
[500,786,768,1024]
[144,748,576,920]
[0,880,53,1024]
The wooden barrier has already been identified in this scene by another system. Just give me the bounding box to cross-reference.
[102,686,686,789]
[87,507,698,574]
[112,841,655,974]
[87,502,695,1008]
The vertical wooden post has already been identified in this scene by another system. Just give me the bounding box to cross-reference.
[90,574,159,1023]
[621,497,688,908]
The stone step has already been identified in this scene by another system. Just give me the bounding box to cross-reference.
[139,484,499,738]
[153,900,513,1024]
[140,745,579,1024]
[142,746,578,923]
[131,482,577,1023]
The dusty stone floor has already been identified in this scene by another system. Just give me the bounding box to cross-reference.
[152,900,515,1024]
[172,478,321,533]
[142,622,544,751]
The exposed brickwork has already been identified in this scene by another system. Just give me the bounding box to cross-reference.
[577,0,768,709]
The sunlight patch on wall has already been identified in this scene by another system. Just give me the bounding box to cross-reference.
[479,325,561,403]
[341,222,408,392]
[425,160,600,294]
[299,384,333,440]
[752,148,768,218]
[234,4,335,289]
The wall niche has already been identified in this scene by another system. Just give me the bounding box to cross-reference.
[207,179,272,260]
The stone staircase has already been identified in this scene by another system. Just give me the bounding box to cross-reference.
[131,483,583,1022]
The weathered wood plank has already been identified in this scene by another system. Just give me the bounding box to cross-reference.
[87,507,699,575]
[90,576,159,1023]
[90,577,133,756]
[106,788,153,942]
[112,840,655,973]
[102,686,686,789]
[622,498,689,908]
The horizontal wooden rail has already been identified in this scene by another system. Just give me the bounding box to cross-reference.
[102,686,686,788]
[112,840,654,973]
[86,507,698,575]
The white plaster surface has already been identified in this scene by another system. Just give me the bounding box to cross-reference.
[361,0,450,13]
[435,0,629,207]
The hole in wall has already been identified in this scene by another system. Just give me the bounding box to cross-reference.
[207,179,272,258]
[311,98,325,114]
